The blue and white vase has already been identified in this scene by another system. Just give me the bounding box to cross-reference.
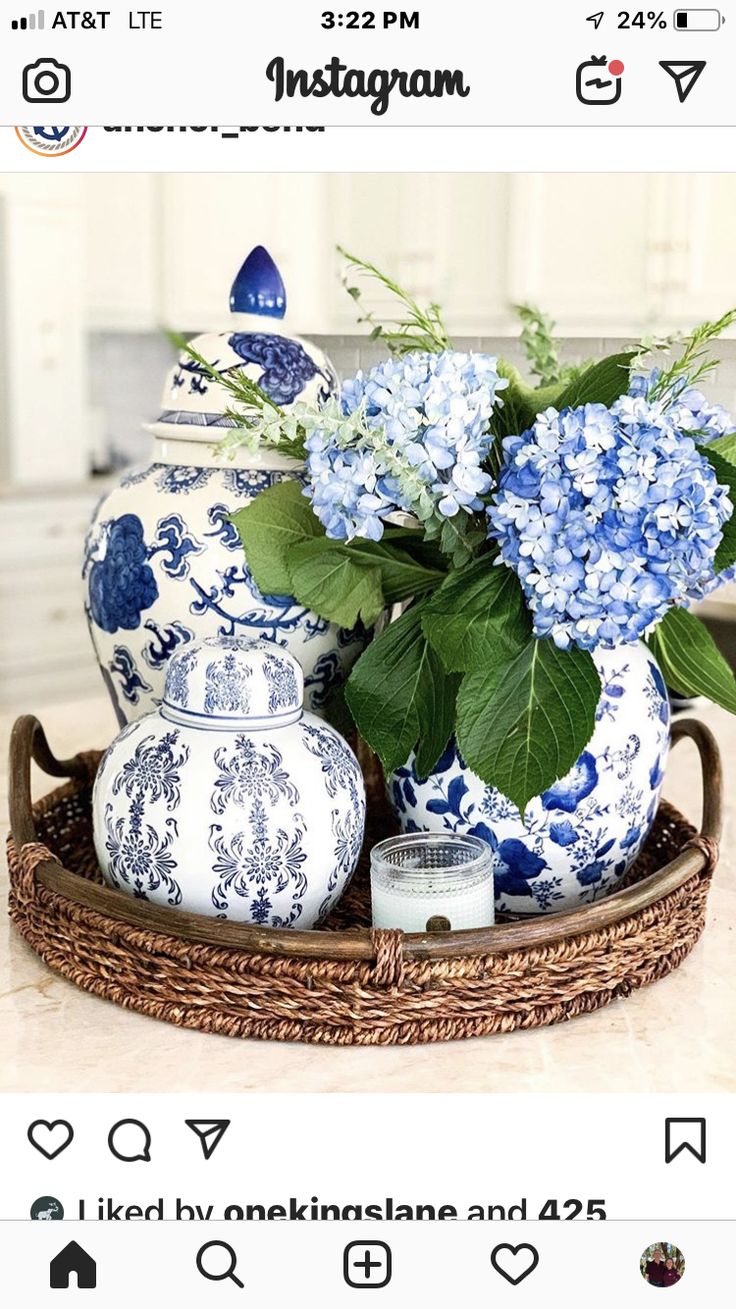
[83,246,366,727]
[92,637,366,928]
[390,643,671,916]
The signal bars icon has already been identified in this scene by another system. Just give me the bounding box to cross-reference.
[11,9,45,29]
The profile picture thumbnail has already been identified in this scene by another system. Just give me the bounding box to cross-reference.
[640,1243,685,1288]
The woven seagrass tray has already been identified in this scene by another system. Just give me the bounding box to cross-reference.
[6,714,722,1045]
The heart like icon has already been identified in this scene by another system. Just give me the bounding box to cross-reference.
[490,1243,540,1286]
[27,1120,74,1160]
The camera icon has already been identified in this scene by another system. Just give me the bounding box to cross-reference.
[22,58,71,104]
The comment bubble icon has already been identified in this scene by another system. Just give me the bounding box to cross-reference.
[108,1119,152,1163]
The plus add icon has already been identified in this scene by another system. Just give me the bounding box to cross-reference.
[343,1241,392,1289]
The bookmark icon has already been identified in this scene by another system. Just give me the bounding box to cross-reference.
[664,1117,707,1163]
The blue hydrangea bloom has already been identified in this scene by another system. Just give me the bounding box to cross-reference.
[631,372,736,598]
[487,395,733,651]
[630,371,736,443]
[305,350,507,541]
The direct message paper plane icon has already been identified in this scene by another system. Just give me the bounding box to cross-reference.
[660,60,707,103]
[185,1119,231,1160]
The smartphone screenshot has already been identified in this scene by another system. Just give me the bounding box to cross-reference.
[0,1,733,1302]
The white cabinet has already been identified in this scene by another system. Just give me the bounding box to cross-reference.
[507,174,736,337]
[324,174,512,334]
[83,175,161,330]
[0,489,102,709]
[654,174,736,327]
[71,173,736,342]
[507,175,661,335]
[0,178,88,485]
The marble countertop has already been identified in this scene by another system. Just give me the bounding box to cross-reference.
[1,695,733,1094]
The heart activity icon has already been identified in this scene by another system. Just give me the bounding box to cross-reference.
[490,1242,540,1286]
[27,1120,74,1160]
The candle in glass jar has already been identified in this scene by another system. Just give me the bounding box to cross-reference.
[370,833,494,932]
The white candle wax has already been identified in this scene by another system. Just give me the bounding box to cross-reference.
[371,866,495,932]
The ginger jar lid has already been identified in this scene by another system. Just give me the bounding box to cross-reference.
[147,244,338,440]
[162,637,304,730]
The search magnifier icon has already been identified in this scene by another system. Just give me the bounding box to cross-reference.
[196,1240,244,1289]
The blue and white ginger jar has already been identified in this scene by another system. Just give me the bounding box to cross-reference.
[83,245,366,727]
[92,637,366,928]
[390,643,671,916]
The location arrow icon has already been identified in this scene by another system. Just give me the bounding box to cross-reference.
[659,60,707,104]
[587,11,604,29]
[185,1119,231,1160]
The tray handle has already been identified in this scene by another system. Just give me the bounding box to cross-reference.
[8,714,99,850]
[670,716,723,848]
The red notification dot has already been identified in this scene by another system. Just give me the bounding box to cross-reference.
[608,60,625,76]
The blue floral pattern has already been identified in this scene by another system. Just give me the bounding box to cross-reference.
[390,645,670,915]
[209,802,308,923]
[84,460,368,725]
[93,694,366,928]
[301,721,363,804]
[85,513,158,634]
[203,652,252,716]
[263,652,299,713]
[228,332,335,405]
[102,728,188,905]
[211,736,299,815]
[141,619,194,671]
[149,513,204,579]
[154,466,215,495]
[109,646,152,706]
[164,646,199,707]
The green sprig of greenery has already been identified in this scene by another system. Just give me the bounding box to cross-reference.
[646,308,736,402]
[513,303,574,387]
[168,331,308,461]
[338,246,452,355]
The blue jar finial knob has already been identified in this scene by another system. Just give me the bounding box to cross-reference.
[229,245,287,318]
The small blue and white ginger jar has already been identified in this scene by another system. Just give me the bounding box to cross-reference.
[83,245,366,727]
[92,637,366,928]
[390,643,671,916]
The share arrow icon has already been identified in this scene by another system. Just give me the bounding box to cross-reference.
[587,11,604,29]
[659,60,707,103]
[185,1119,231,1160]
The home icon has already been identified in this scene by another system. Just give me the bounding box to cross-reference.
[49,1240,97,1289]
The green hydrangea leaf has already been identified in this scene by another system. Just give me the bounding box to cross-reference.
[554,350,636,412]
[229,480,321,595]
[708,431,736,464]
[288,543,385,629]
[344,539,446,605]
[648,606,736,713]
[345,602,447,776]
[422,559,531,673]
[413,658,460,780]
[456,637,601,814]
[702,447,736,573]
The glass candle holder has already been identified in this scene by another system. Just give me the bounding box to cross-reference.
[370,833,494,933]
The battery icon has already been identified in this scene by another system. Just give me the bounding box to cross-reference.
[674,8,725,28]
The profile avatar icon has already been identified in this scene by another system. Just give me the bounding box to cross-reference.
[31,1195,64,1220]
[640,1242,685,1288]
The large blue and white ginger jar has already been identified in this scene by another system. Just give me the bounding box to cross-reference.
[83,246,366,727]
[390,643,671,916]
[92,637,366,928]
